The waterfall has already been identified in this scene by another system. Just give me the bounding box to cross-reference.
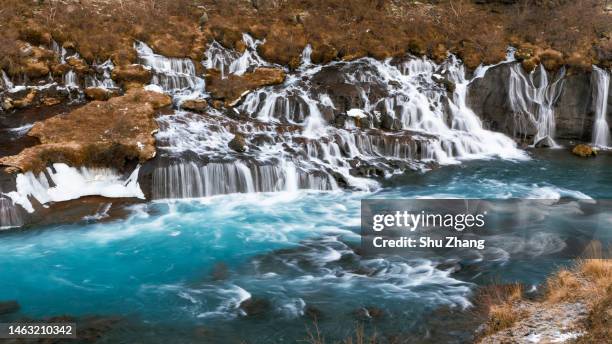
[301,44,313,66]
[1,70,14,91]
[151,45,527,199]
[508,64,565,146]
[0,195,22,229]
[84,60,117,89]
[203,34,272,77]
[5,163,144,213]
[134,41,204,95]
[64,70,78,88]
[152,161,336,199]
[591,66,611,147]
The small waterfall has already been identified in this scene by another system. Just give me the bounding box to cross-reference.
[1,70,14,91]
[64,70,78,88]
[153,46,528,198]
[0,195,23,229]
[6,163,144,213]
[508,63,565,146]
[85,60,117,89]
[152,161,335,199]
[591,66,611,147]
[301,44,313,66]
[203,34,272,77]
[134,41,203,95]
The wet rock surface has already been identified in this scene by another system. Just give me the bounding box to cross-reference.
[0,300,19,315]
[0,89,171,173]
[468,62,612,143]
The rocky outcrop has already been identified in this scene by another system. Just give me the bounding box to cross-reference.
[0,89,171,173]
[572,144,597,157]
[111,64,152,85]
[228,133,247,153]
[205,67,286,106]
[180,99,208,113]
[468,62,612,142]
[84,87,117,101]
[66,56,90,74]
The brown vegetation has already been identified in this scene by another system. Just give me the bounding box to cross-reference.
[0,0,610,79]
[478,242,612,343]
[205,67,286,106]
[572,144,598,157]
[0,89,172,173]
[475,283,525,336]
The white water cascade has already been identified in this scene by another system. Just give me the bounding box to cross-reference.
[508,64,565,146]
[84,60,117,89]
[64,70,78,88]
[0,195,22,229]
[591,66,611,147]
[134,41,204,97]
[151,41,527,200]
[5,163,144,213]
[203,33,272,77]
[152,160,334,199]
[0,70,15,91]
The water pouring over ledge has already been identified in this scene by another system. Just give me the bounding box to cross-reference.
[591,66,611,148]
[148,43,531,200]
[0,37,534,210]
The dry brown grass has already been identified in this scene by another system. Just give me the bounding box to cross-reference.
[479,242,612,341]
[475,283,525,336]
[0,0,610,76]
[545,268,582,302]
[304,321,379,344]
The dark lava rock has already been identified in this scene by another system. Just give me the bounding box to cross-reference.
[239,298,271,317]
[0,300,19,315]
[228,133,247,153]
[534,136,556,148]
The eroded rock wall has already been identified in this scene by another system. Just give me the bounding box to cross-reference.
[468,63,612,142]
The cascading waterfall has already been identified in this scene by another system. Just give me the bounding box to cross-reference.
[64,70,78,88]
[0,194,22,229]
[135,41,204,97]
[84,60,117,89]
[5,163,144,213]
[152,160,336,199]
[591,66,611,147]
[0,70,15,91]
[203,33,272,77]
[1,35,533,215]
[152,44,526,200]
[508,64,565,146]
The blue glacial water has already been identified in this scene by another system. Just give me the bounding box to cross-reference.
[0,150,611,343]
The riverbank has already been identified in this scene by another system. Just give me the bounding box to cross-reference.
[477,252,611,343]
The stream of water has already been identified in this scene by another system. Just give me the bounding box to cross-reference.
[0,150,610,343]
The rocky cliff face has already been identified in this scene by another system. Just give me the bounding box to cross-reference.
[468,62,612,143]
